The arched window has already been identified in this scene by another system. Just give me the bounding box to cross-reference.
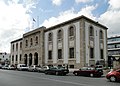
[69,26,74,36]
[100,30,103,39]
[25,40,28,47]
[16,43,18,51]
[12,44,14,51]
[89,26,94,36]
[48,33,52,41]
[58,30,62,39]
[34,52,38,65]
[35,36,38,45]
[30,38,33,46]
[20,42,22,49]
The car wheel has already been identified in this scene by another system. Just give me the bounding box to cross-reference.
[90,73,94,77]
[110,76,116,82]
[74,73,78,76]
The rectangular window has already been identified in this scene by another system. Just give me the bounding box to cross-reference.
[90,48,94,58]
[69,48,74,58]
[58,49,62,59]
[12,55,14,61]
[20,54,22,61]
[12,44,14,52]
[100,49,104,59]
[25,40,28,47]
[48,51,52,60]
[16,55,18,61]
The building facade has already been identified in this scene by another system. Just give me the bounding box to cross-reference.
[11,38,22,65]
[108,36,120,68]
[44,15,108,69]
[10,15,108,69]
[22,26,45,66]
[0,52,10,65]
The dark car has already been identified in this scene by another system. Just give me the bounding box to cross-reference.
[44,66,69,75]
[73,67,103,77]
[106,69,120,82]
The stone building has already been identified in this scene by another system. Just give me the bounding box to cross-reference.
[11,38,22,65]
[44,15,108,69]
[10,15,108,69]
[22,26,45,66]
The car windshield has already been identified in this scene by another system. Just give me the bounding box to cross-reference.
[80,67,95,70]
[57,66,65,69]
[80,67,88,70]
[116,69,120,72]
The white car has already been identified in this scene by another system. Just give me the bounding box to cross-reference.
[28,65,41,72]
[38,66,51,73]
[17,64,29,71]
[2,65,9,69]
[7,65,16,70]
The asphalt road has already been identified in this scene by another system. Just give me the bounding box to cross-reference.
[0,69,119,86]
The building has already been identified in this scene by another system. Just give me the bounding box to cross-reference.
[10,38,22,65]
[44,15,108,69]
[0,52,10,65]
[108,36,120,68]
[22,26,45,66]
[10,15,108,69]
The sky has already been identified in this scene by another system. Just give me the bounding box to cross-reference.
[0,0,120,53]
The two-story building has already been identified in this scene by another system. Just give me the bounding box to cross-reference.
[22,26,45,66]
[44,15,108,68]
[10,15,108,69]
[11,38,22,65]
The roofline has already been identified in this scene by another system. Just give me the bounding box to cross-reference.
[23,26,46,37]
[108,36,120,39]
[11,38,23,43]
[45,15,108,32]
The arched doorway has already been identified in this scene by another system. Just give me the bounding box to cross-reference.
[34,52,38,65]
[29,53,32,66]
[24,54,27,66]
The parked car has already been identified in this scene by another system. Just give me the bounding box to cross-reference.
[7,65,16,70]
[28,65,41,72]
[17,64,29,71]
[38,66,51,73]
[2,65,9,69]
[44,66,69,75]
[106,69,120,82]
[73,67,103,77]
[0,64,3,69]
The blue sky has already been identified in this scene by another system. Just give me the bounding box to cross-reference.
[0,0,120,53]
[31,0,109,26]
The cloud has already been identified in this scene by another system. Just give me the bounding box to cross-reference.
[41,5,97,28]
[42,0,120,38]
[75,0,93,3]
[51,0,64,6]
[0,0,37,53]
[99,0,120,37]
[108,0,120,10]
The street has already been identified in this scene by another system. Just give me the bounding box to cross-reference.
[0,69,119,86]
